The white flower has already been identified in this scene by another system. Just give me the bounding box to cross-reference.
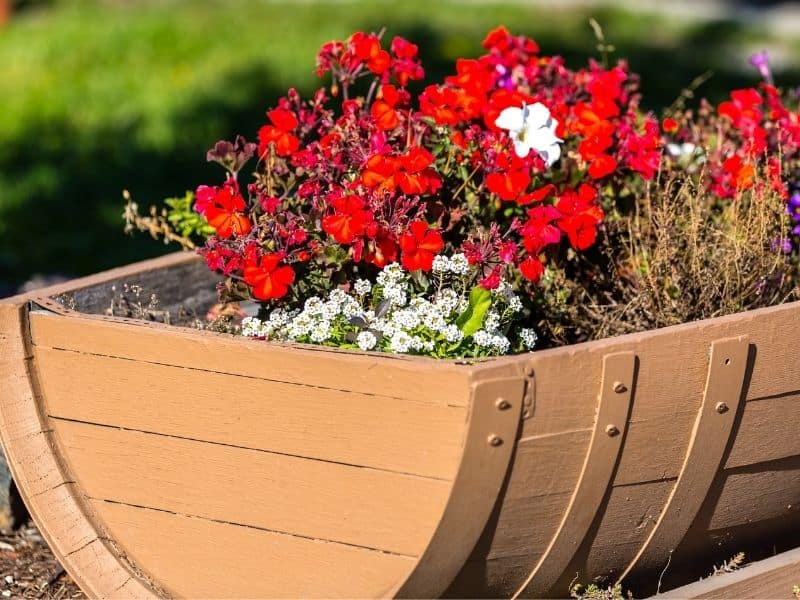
[495,102,562,167]
[389,331,414,353]
[354,279,372,296]
[519,328,538,349]
[356,331,377,351]
[432,255,450,273]
[443,324,463,343]
[241,317,263,337]
[485,310,501,332]
[449,253,470,275]
[473,329,492,347]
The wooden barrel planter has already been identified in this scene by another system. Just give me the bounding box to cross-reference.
[1,251,799,599]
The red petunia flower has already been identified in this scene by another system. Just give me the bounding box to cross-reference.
[258,108,300,157]
[322,195,373,244]
[202,185,252,239]
[243,253,295,301]
[662,118,679,134]
[399,221,444,271]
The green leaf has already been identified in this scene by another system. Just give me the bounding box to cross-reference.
[455,286,492,337]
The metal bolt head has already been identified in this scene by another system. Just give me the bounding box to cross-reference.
[495,398,511,411]
[605,424,620,437]
[715,402,729,414]
[613,381,627,394]
[488,434,503,447]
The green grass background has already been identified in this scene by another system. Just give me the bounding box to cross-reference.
[1,0,798,290]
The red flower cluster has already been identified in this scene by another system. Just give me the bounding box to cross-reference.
[192,27,674,305]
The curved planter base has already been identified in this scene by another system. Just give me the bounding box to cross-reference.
[1,252,800,598]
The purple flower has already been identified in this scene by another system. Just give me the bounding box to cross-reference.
[787,191,800,223]
[771,238,793,254]
[748,50,773,84]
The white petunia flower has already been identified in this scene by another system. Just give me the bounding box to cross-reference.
[495,102,562,167]
[356,331,377,351]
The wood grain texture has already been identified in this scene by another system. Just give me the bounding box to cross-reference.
[709,459,800,530]
[51,418,450,557]
[36,347,465,479]
[513,352,636,598]
[0,301,155,599]
[393,376,524,598]
[726,393,800,469]
[658,545,800,599]
[91,500,415,599]
[618,337,749,580]
[30,311,471,407]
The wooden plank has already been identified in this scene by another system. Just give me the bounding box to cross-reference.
[709,460,800,530]
[584,479,676,581]
[0,302,156,599]
[394,376,524,598]
[30,311,472,407]
[726,394,800,468]
[618,337,749,580]
[514,352,636,598]
[36,348,466,480]
[51,419,451,557]
[658,545,800,599]
[92,500,415,599]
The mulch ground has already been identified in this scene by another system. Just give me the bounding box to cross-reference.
[0,522,84,599]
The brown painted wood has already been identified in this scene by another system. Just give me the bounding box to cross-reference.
[657,545,800,599]
[513,352,636,598]
[51,419,451,557]
[3,253,800,598]
[92,500,416,599]
[35,347,465,479]
[29,310,471,407]
[618,337,749,581]
[0,301,156,599]
[394,375,524,598]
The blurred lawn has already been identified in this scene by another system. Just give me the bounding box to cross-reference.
[1,0,799,289]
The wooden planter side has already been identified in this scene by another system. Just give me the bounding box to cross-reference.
[0,301,157,599]
[656,545,800,599]
[0,253,533,598]
[448,299,800,598]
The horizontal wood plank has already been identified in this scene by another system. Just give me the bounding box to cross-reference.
[36,348,466,479]
[52,419,450,557]
[92,500,414,599]
[709,460,800,531]
[30,311,471,406]
[726,394,800,469]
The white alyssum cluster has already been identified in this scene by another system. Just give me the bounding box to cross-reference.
[241,260,539,358]
[432,252,470,276]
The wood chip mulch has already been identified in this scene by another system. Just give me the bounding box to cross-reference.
[0,521,84,599]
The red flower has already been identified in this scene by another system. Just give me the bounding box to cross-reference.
[203,185,252,239]
[390,36,424,86]
[519,256,545,283]
[362,154,398,193]
[522,205,561,254]
[399,221,444,271]
[517,184,556,206]
[723,155,755,190]
[322,195,373,244]
[588,154,618,179]
[258,108,300,157]
[352,33,391,75]
[371,85,400,131]
[486,170,531,202]
[556,184,605,250]
[662,118,679,134]
[365,227,399,268]
[244,253,295,301]
[396,147,441,195]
